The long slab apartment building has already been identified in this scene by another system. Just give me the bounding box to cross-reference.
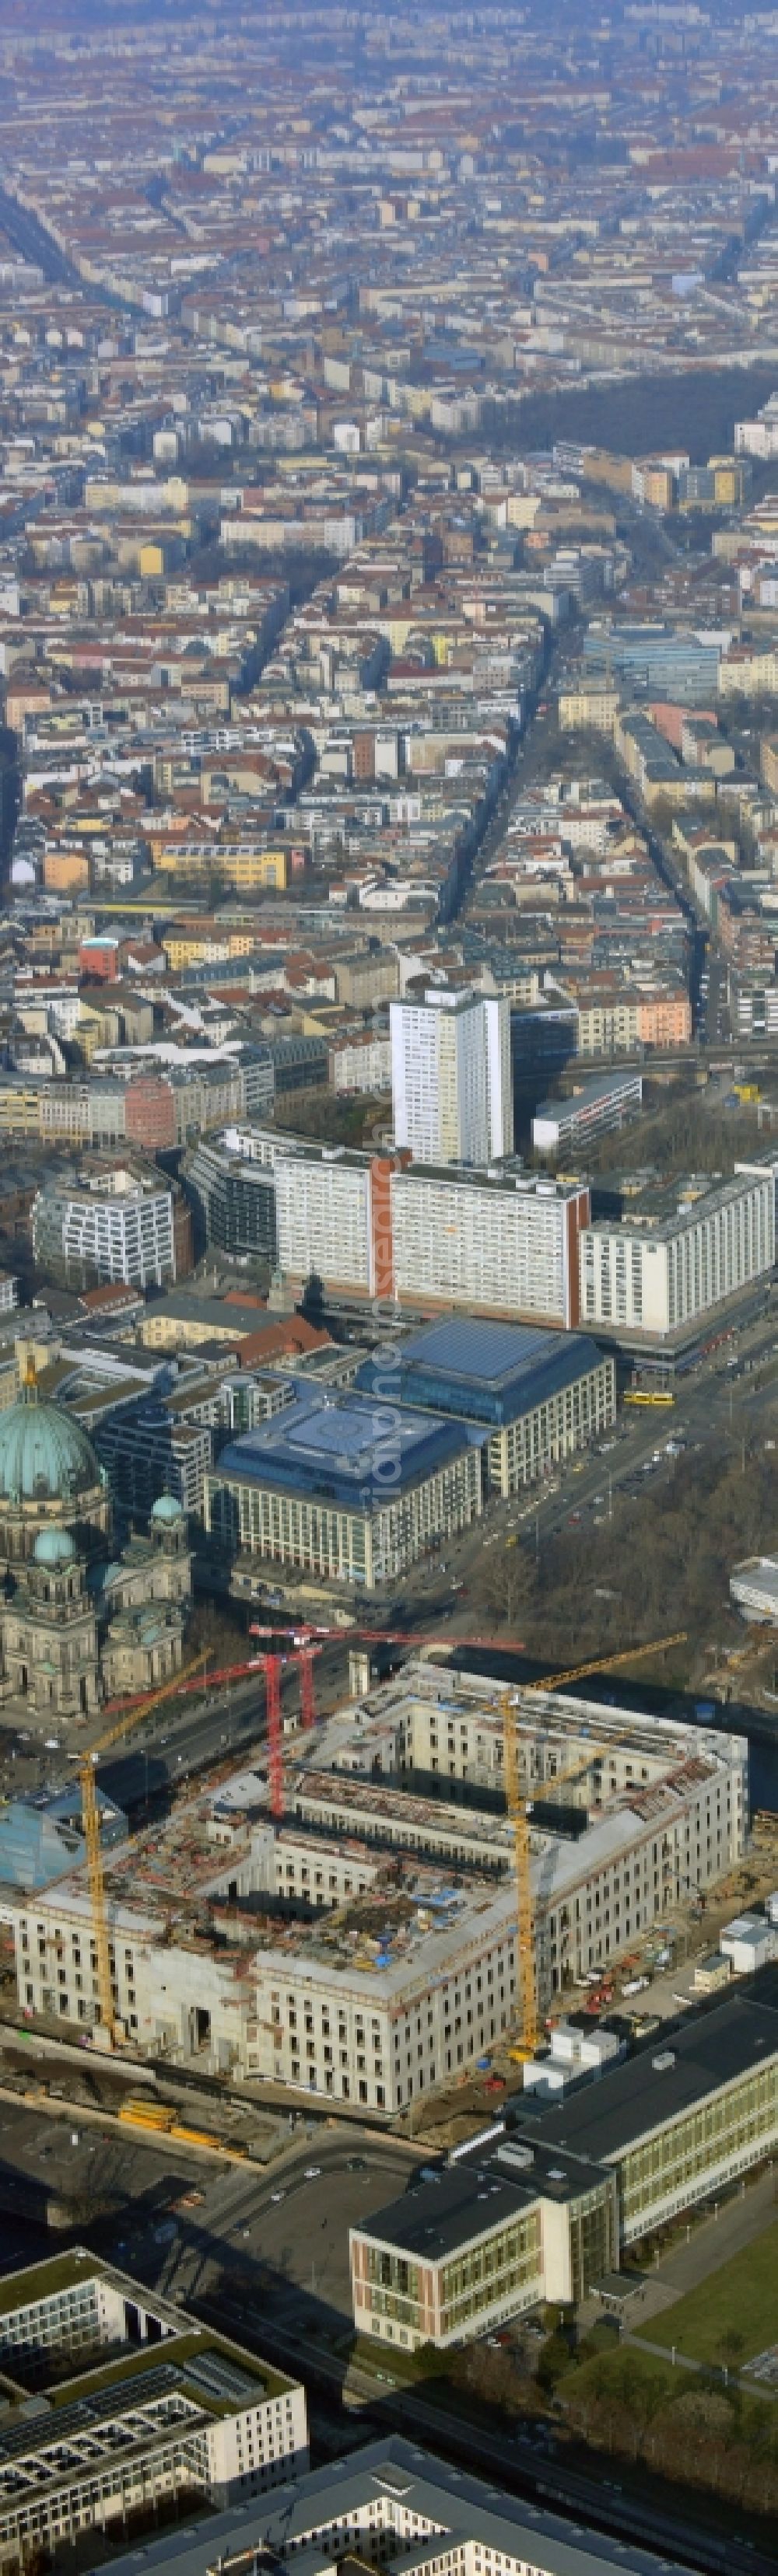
[580,1166,775,1340]
[6,1669,746,2114]
[223,1129,777,1345]
[272,1140,589,1328]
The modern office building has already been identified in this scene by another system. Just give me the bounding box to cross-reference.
[0,2252,307,2566]
[355,1318,615,1495]
[204,1382,483,1587]
[390,986,513,1164]
[182,1136,278,1264]
[582,622,721,703]
[579,1169,775,1342]
[532,1071,643,1159]
[32,1164,189,1292]
[95,1393,215,1522]
[86,2434,696,2576]
[351,1972,778,2347]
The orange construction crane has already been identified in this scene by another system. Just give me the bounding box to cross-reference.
[503,1631,687,2060]
[79,1652,205,2049]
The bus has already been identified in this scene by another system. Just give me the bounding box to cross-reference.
[623,1389,675,1408]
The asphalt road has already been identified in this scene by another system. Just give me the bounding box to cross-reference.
[135,2127,415,2317]
[440,1299,778,1658]
[0,2085,415,2309]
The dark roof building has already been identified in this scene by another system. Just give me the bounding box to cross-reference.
[350,1971,778,2351]
[205,1381,483,1589]
[355,1317,615,1495]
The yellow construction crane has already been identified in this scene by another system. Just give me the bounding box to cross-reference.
[503,1631,687,2059]
[80,1653,205,2048]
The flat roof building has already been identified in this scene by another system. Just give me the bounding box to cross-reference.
[273,1146,590,1327]
[355,1318,615,1494]
[391,985,513,1166]
[205,1383,483,1587]
[580,1168,775,1345]
[532,1071,643,1160]
[351,1971,778,2347]
[0,2251,307,2566]
[390,1164,591,1328]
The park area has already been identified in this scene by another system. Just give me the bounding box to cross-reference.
[635,2217,778,2369]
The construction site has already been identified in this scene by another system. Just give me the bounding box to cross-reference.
[2,1652,749,2116]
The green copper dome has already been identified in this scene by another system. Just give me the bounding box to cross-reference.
[0,1399,100,1508]
[33,1526,78,1567]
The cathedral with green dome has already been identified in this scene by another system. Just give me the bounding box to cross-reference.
[0,1382,111,1571]
[0,1370,192,1725]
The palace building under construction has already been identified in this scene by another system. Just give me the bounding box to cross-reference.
[4,1663,747,2112]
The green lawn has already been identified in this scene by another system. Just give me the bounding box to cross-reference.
[635,2218,778,2367]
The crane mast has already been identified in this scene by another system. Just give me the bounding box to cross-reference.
[504,1631,687,2058]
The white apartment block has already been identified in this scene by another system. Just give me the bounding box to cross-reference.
[391,986,513,1164]
[273,1148,589,1327]
[391,1167,589,1327]
[580,1171,775,1339]
[275,1146,374,1295]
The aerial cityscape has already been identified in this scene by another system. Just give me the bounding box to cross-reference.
[4,5,778,2574]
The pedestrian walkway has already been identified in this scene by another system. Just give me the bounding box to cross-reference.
[621,2326,776,2406]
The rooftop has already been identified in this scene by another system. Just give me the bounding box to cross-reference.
[356,1319,608,1428]
[214,1382,478,1510]
[91,2432,697,2576]
[359,1972,778,2262]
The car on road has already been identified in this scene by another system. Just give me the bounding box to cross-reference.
[304,2164,321,2179]
[347,2155,367,2170]
[271,2188,286,2202]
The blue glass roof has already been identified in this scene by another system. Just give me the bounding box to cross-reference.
[216,1383,478,1512]
[355,1319,605,1428]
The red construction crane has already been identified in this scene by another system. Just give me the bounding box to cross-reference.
[297,1639,323,1731]
[261,1651,284,1819]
